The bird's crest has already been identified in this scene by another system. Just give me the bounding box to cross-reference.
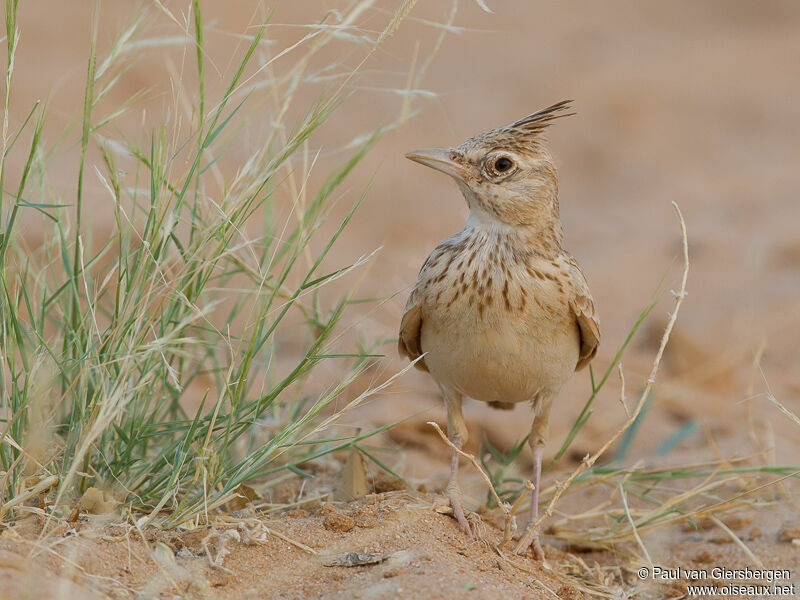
[459,100,574,154]
[506,99,574,135]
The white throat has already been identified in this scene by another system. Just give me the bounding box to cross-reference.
[466,208,514,235]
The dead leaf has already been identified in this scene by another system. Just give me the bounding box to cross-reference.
[334,448,369,502]
[225,484,261,512]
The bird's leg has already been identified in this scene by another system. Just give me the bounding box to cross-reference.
[525,444,545,560]
[442,386,472,537]
[520,400,552,560]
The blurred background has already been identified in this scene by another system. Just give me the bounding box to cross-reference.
[7,0,800,479]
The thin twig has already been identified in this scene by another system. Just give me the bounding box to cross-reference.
[500,481,532,550]
[428,421,506,512]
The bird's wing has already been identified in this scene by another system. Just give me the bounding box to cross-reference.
[563,254,600,371]
[398,292,427,372]
[399,232,469,372]
[399,251,439,372]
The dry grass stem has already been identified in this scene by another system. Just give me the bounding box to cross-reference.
[216,515,318,554]
[499,480,532,550]
[619,482,652,569]
[617,363,629,418]
[766,393,800,429]
[0,475,58,518]
[745,342,767,454]
[260,524,317,555]
[709,516,764,568]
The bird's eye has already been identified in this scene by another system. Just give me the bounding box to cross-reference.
[493,156,514,173]
[483,154,516,179]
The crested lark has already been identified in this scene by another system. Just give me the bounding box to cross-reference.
[399,100,600,559]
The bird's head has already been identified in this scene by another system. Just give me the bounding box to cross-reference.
[406,100,573,239]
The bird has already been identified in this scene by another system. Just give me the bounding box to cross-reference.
[398,100,600,559]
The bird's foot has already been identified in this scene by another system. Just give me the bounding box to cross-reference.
[446,484,473,538]
[517,523,545,560]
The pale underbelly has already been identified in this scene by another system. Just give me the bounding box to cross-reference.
[420,311,580,404]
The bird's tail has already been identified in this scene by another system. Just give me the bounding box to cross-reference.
[487,401,515,411]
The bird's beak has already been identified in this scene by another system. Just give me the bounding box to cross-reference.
[405,148,471,181]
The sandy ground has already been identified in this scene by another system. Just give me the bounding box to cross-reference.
[2,1,800,598]
[1,485,799,599]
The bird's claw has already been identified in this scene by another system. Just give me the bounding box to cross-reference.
[451,499,473,537]
[446,485,473,538]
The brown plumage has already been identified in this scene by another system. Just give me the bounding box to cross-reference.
[399,100,599,559]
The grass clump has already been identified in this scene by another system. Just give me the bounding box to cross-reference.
[0,1,421,527]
